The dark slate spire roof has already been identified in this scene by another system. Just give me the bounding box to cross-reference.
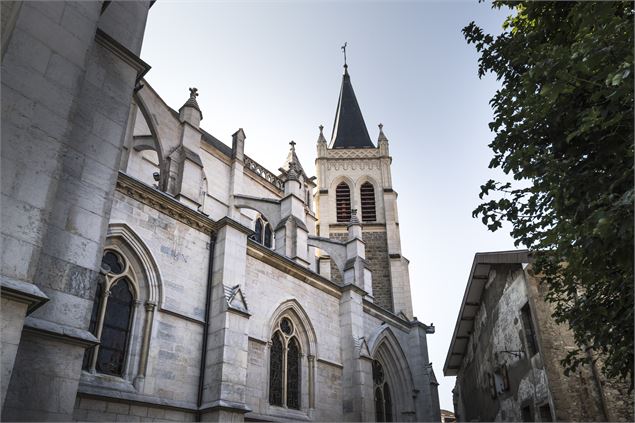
[329,66,375,149]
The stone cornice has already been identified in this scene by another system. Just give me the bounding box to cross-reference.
[246,241,341,299]
[0,276,49,314]
[95,28,150,80]
[24,316,99,347]
[116,172,216,233]
[362,300,411,333]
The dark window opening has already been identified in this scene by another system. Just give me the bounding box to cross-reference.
[521,303,539,357]
[539,404,552,422]
[521,405,533,422]
[360,182,376,222]
[251,215,273,249]
[336,182,351,222]
[373,360,392,422]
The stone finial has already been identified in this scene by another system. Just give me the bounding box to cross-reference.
[348,208,361,226]
[179,86,203,124]
[317,125,327,145]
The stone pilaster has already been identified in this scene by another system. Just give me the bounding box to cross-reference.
[200,219,251,421]
[228,129,246,220]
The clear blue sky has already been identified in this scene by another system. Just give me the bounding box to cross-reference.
[141,0,515,411]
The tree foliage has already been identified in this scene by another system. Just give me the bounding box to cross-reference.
[464,1,634,387]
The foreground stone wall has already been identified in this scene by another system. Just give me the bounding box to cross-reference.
[526,270,634,422]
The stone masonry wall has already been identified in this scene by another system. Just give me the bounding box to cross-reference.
[329,230,393,311]
[72,396,195,422]
[526,269,635,422]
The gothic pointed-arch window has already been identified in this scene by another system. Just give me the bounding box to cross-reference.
[269,317,301,409]
[373,360,393,422]
[251,215,273,248]
[360,182,376,222]
[336,182,352,222]
[83,250,137,377]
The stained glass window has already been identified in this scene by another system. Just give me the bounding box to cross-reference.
[286,337,300,409]
[280,318,293,335]
[254,218,263,244]
[252,216,273,249]
[384,383,392,422]
[373,360,392,422]
[82,279,104,370]
[375,387,385,422]
[102,251,124,274]
[96,279,133,376]
[269,333,283,406]
[269,318,302,410]
[264,223,272,248]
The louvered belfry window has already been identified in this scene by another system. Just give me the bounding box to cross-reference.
[336,182,351,222]
[360,182,376,222]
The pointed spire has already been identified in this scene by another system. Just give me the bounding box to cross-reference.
[329,61,374,149]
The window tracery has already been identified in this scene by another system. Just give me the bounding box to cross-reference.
[373,360,393,422]
[83,249,138,378]
[251,214,273,248]
[269,317,301,409]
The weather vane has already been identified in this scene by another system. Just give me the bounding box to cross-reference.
[341,42,348,67]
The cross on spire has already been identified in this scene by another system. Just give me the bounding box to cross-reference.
[189,87,198,98]
[341,42,348,68]
[289,140,296,149]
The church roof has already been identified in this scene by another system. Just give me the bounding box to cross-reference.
[329,66,375,149]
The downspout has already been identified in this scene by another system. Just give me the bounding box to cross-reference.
[197,233,216,421]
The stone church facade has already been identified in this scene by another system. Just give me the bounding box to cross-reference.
[1,1,440,421]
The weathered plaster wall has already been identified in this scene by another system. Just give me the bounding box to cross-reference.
[455,264,551,422]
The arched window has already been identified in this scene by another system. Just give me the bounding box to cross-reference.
[251,215,273,248]
[360,182,376,222]
[373,360,393,422]
[83,250,137,377]
[336,182,351,222]
[269,317,301,409]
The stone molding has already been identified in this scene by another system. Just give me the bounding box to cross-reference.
[77,385,197,413]
[246,241,341,299]
[199,399,252,414]
[23,316,99,347]
[326,159,382,171]
[0,276,49,314]
[362,300,411,333]
[316,357,344,369]
[116,172,215,233]
[94,28,150,83]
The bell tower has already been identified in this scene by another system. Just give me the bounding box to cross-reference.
[314,62,413,318]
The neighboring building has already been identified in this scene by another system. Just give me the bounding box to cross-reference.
[440,409,456,423]
[1,2,440,421]
[444,251,634,422]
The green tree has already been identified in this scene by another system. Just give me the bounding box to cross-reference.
[464,1,634,388]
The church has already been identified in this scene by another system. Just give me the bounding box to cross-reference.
[1,1,440,421]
